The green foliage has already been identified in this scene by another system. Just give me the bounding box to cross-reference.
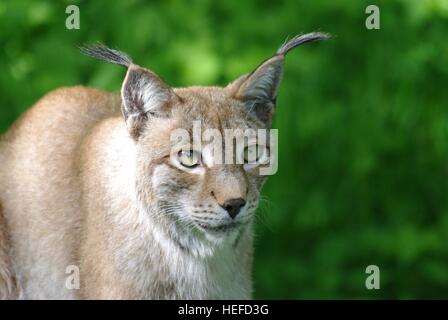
[1,0,447,298]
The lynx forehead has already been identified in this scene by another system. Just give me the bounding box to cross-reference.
[0,33,328,299]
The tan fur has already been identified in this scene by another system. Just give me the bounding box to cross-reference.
[0,86,261,299]
[0,200,18,299]
[0,34,326,299]
[0,87,123,298]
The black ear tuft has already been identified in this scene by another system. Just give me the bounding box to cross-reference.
[79,43,133,68]
[276,32,330,56]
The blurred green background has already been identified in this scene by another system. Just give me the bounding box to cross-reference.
[1,0,448,299]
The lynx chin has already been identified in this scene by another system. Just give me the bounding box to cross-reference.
[0,32,328,299]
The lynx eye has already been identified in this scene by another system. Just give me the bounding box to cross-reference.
[243,144,266,164]
[177,150,201,168]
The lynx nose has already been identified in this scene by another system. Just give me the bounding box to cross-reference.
[221,198,246,219]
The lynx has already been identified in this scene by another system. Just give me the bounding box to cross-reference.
[0,33,328,299]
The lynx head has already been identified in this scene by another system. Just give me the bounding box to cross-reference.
[81,33,328,254]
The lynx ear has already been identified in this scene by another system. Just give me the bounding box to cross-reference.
[80,43,177,139]
[121,65,176,138]
[229,32,329,124]
[230,56,284,124]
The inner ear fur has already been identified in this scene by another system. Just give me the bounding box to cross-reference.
[121,65,177,139]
